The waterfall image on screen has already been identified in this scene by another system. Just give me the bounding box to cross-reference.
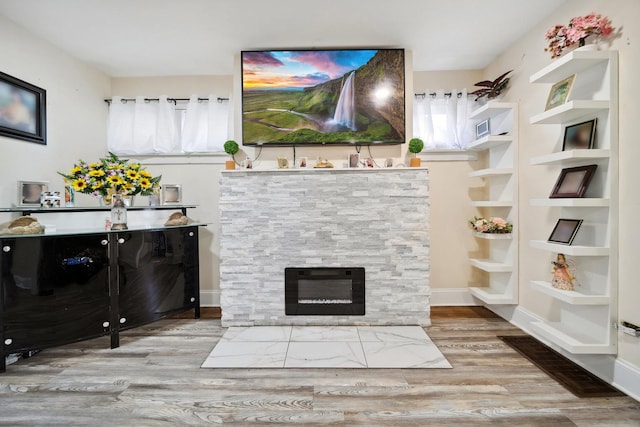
[332,71,356,131]
[241,49,405,145]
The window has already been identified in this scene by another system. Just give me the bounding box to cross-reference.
[413,89,477,150]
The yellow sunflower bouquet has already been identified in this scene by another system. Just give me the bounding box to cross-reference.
[58,152,161,198]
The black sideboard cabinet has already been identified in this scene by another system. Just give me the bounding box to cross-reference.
[1,226,201,372]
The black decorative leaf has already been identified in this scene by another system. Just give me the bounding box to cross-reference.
[471,70,513,101]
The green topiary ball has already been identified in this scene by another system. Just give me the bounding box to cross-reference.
[224,140,239,156]
[408,138,424,154]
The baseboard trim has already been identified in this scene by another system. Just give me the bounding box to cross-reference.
[613,359,640,402]
[199,290,220,307]
[430,288,478,306]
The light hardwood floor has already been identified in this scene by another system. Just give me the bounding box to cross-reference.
[1,308,639,426]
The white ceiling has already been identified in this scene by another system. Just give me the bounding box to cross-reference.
[0,0,565,77]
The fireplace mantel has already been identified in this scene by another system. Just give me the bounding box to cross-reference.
[219,168,430,326]
[221,166,430,174]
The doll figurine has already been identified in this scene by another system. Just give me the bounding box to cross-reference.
[551,253,575,291]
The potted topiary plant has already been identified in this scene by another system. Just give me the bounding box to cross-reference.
[223,140,239,170]
[408,137,424,167]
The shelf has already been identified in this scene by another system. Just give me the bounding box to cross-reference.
[530,321,615,354]
[467,135,512,151]
[530,50,612,84]
[470,259,512,273]
[530,281,610,305]
[0,223,209,239]
[0,205,197,214]
[468,168,513,178]
[530,240,609,256]
[529,100,609,124]
[473,232,513,240]
[530,198,610,207]
[530,149,610,165]
[469,101,516,121]
[470,201,513,207]
[527,50,617,358]
[469,287,517,305]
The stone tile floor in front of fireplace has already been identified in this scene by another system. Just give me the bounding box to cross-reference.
[201,325,452,369]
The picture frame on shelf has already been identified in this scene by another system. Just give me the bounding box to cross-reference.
[40,191,61,208]
[548,218,583,245]
[18,180,48,206]
[0,71,47,145]
[545,74,575,111]
[550,164,597,198]
[348,153,360,168]
[563,119,596,151]
[475,119,490,139]
[161,184,182,205]
[277,157,289,169]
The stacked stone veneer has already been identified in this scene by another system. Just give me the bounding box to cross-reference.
[219,168,430,326]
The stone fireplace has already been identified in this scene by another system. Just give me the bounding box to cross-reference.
[219,168,430,327]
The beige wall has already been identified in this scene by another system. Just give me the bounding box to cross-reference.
[484,0,640,370]
[0,15,110,214]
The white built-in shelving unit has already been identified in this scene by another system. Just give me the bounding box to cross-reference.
[528,50,618,355]
[468,102,518,305]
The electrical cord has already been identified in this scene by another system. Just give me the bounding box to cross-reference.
[253,144,263,161]
[367,145,381,168]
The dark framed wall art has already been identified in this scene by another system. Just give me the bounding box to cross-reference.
[549,164,597,198]
[563,119,597,151]
[0,71,47,145]
[548,219,583,245]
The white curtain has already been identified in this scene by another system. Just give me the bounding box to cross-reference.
[413,89,477,150]
[180,95,230,153]
[107,96,178,154]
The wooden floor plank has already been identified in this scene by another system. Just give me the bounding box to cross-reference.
[1,309,639,426]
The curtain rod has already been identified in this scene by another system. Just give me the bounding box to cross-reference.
[414,92,468,99]
[104,97,230,105]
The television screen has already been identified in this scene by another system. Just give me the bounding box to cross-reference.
[241,48,405,146]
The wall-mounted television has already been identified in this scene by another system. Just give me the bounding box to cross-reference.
[241,48,405,146]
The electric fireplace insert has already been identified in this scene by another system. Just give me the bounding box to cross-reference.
[285,267,365,315]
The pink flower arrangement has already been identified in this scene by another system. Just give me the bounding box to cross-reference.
[469,216,513,234]
[545,13,614,59]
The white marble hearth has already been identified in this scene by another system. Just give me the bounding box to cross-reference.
[219,168,431,327]
[201,326,451,369]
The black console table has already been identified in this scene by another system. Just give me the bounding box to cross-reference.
[0,207,203,372]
